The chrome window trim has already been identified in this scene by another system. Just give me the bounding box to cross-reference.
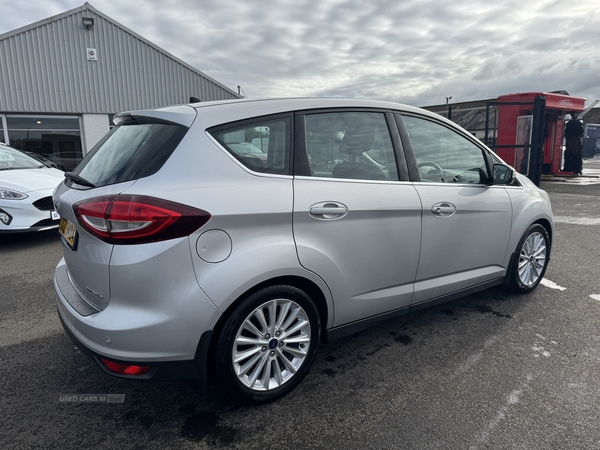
[206,132,293,180]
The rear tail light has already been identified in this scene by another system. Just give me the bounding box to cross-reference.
[100,358,152,375]
[74,195,210,244]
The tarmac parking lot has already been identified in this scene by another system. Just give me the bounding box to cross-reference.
[1,160,600,449]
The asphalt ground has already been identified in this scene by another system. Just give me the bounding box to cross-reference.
[1,171,599,449]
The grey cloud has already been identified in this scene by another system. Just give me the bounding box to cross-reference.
[2,0,600,106]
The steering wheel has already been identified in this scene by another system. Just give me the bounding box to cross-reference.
[417,161,444,181]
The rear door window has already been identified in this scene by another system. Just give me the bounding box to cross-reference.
[302,112,399,181]
[73,121,188,187]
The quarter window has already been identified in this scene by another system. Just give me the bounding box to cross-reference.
[303,112,398,181]
[211,117,291,175]
[402,115,488,184]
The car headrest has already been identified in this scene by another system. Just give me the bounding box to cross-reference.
[340,121,375,154]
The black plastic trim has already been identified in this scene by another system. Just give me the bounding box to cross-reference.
[326,277,504,342]
[55,264,99,316]
[385,112,410,181]
[394,113,420,182]
[33,196,55,211]
[57,311,213,390]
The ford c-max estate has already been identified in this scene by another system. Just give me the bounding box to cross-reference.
[53,98,552,403]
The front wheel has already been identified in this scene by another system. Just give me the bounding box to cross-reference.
[508,224,550,293]
[215,285,321,403]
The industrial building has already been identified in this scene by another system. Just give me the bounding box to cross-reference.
[0,3,240,170]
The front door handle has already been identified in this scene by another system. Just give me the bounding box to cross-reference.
[431,202,456,217]
[309,202,349,220]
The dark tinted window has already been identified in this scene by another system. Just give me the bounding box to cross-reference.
[210,116,291,175]
[73,122,187,187]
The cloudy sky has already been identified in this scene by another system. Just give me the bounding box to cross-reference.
[1,0,600,107]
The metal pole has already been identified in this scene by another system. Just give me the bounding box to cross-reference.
[484,102,490,147]
[529,95,546,187]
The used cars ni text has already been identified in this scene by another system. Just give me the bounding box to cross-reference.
[53,98,552,403]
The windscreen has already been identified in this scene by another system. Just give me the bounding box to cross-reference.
[0,144,45,170]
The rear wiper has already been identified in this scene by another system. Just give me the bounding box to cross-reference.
[65,172,95,188]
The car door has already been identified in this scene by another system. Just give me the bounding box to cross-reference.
[397,114,513,305]
[292,110,422,327]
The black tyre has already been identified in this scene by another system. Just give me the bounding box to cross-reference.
[508,224,550,294]
[215,285,321,403]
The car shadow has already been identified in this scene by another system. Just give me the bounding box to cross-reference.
[0,229,61,249]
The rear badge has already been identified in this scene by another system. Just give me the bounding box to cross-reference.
[86,287,105,300]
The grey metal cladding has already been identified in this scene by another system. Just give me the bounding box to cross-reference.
[0,3,240,114]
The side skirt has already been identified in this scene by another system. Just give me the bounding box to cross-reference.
[325,277,505,342]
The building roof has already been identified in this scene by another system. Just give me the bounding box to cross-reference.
[0,3,241,114]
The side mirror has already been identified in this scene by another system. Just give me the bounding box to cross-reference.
[492,164,514,185]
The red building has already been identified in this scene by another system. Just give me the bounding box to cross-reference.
[496,92,585,176]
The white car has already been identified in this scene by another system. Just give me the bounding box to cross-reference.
[0,143,64,233]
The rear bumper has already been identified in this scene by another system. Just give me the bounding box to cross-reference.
[54,253,221,392]
[57,310,212,390]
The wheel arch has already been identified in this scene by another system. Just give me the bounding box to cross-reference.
[207,275,330,373]
[533,217,553,251]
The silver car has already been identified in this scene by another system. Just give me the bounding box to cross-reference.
[53,98,553,403]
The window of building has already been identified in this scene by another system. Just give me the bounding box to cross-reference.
[6,115,83,171]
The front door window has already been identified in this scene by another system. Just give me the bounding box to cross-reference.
[402,115,488,184]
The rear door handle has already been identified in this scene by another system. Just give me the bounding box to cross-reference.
[431,202,456,217]
[309,202,349,220]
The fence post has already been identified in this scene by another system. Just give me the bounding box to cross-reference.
[529,95,546,187]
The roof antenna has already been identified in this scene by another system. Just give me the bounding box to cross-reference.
[189,96,201,103]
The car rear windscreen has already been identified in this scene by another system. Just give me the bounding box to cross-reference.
[72,121,188,187]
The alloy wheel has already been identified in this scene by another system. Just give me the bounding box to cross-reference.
[232,299,311,391]
[517,231,547,286]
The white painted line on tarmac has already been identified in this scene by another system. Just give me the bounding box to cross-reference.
[553,216,600,225]
[590,294,600,301]
[540,278,567,291]
[453,336,496,377]
[469,374,533,450]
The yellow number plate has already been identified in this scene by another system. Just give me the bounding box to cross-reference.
[59,217,78,250]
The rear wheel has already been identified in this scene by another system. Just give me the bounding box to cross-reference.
[508,224,550,293]
[216,285,321,403]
